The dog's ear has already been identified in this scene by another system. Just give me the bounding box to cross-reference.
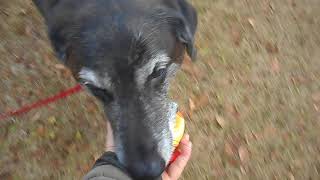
[33,0,68,63]
[32,0,58,19]
[172,1,198,61]
[174,19,197,61]
[48,27,68,63]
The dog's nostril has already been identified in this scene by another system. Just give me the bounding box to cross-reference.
[127,155,165,179]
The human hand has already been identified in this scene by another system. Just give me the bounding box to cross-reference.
[105,121,192,180]
[105,120,115,152]
[162,134,192,180]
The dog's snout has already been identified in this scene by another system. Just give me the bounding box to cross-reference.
[127,153,165,179]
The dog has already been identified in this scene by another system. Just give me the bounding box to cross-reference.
[33,0,197,179]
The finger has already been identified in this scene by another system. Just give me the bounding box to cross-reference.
[161,171,170,180]
[181,134,189,144]
[105,121,115,152]
[166,135,192,180]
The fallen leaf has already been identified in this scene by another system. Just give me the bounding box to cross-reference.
[87,101,98,113]
[195,93,210,110]
[271,57,280,73]
[75,130,82,140]
[215,114,226,128]
[66,143,77,153]
[240,165,246,174]
[31,112,41,122]
[238,145,250,163]
[48,131,56,140]
[248,18,255,28]
[37,125,45,137]
[264,125,277,137]
[269,2,275,11]
[80,163,91,173]
[187,93,210,116]
[224,141,239,167]
[182,54,194,74]
[312,92,320,102]
[290,0,296,7]
[224,142,235,157]
[188,98,196,113]
[231,27,242,46]
[212,161,226,177]
[54,64,66,70]
[52,159,64,169]
[24,25,33,36]
[181,53,205,79]
[0,171,13,180]
[288,173,295,180]
[48,116,57,125]
[225,103,240,119]
[265,42,279,54]
[245,131,256,144]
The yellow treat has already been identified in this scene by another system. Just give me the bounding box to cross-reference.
[172,112,185,147]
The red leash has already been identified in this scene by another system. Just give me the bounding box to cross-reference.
[0,84,83,120]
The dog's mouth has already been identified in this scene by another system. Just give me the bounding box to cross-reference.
[157,101,178,164]
[168,102,179,137]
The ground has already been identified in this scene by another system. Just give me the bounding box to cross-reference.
[1,0,320,179]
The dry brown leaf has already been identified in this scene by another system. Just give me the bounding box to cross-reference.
[188,98,196,113]
[181,53,205,79]
[288,173,295,180]
[240,165,246,174]
[212,162,226,177]
[271,57,280,73]
[54,64,66,70]
[248,18,255,28]
[80,163,91,173]
[231,27,241,46]
[312,92,320,102]
[215,114,226,128]
[290,0,296,7]
[49,131,56,140]
[75,130,82,140]
[48,116,57,125]
[225,103,240,119]
[265,42,279,54]
[196,93,210,110]
[25,25,33,36]
[31,112,41,122]
[87,100,98,113]
[224,142,236,157]
[264,125,277,137]
[182,54,194,74]
[37,125,45,137]
[238,145,250,163]
[224,141,239,167]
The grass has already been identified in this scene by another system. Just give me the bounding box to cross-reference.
[1,0,320,179]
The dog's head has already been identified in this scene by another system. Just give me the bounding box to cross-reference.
[34,0,197,179]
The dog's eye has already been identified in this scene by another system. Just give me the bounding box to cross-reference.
[83,83,114,102]
[151,68,167,79]
[150,61,168,79]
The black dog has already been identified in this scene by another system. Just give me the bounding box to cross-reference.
[33,0,197,179]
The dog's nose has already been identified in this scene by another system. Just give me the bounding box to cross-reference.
[127,154,165,180]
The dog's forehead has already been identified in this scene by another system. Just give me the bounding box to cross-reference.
[78,52,170,89]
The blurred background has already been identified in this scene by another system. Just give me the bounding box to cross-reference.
[1,0,320,179]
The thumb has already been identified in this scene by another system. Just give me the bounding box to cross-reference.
[165,134,192,180]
